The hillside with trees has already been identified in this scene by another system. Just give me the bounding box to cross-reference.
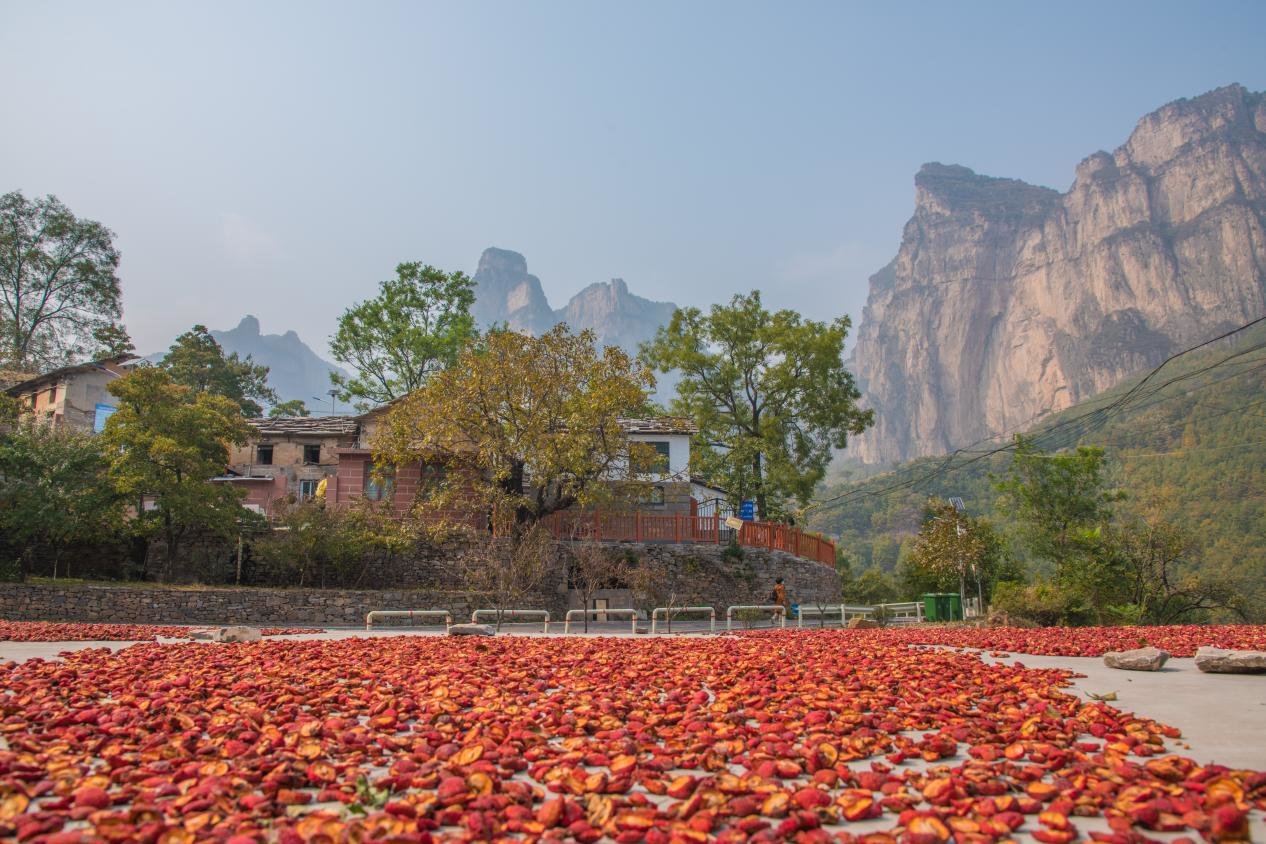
[809,320,1266,621]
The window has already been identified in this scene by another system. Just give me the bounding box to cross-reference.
[256,444,273,465]
[298,479,318,501]
[640,485,666,507]
[633,442,673,475]
[364,461,395,502]
[302,444,321,464]
[646,441,671,473]
[48,386,58,404]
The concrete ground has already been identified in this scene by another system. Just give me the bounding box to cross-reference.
[979,651,1266,770]
[2,628,1262,840]
[4,627,1262,767]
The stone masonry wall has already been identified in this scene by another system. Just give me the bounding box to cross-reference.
[0,543,840,626]
[0,584,497,627]
[0,541,840,627]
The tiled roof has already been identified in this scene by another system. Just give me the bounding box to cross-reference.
[4,355,137,395]
[0,370,37,391]
[249,415,360,436]
[619,417,699,435]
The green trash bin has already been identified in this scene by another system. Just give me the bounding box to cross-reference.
[921,593,963,622]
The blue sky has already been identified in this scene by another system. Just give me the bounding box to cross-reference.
[2,1,1264,357]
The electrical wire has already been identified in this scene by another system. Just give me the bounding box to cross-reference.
[810,314,1266,512]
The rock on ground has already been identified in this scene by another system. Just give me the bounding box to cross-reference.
[1194,646,1266,674]
[188,626,262,643]
[847,617,880,630]
[1104,646,1170,671]
[448,623,496,637]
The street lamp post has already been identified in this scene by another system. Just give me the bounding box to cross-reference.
[312,390,337,416]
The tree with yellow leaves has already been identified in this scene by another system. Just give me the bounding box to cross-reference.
[373,325,656,532]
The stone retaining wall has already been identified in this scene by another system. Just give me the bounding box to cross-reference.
[0,543,840,626]
[0,584,494,627]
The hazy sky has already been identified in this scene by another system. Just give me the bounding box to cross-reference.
[3,1,1264,359]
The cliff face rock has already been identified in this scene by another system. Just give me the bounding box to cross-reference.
[470,247,556,335]
[555,278,678,352]
[850,84,1266,464]
[471,248,678,355]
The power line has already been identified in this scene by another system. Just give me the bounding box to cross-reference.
[1116,439,1266,459]
[811,314,1266,512]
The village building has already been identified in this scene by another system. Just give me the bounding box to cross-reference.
[224,415,361,514]
[4,354,138,432]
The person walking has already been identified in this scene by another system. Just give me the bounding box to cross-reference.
[771,578,789,616]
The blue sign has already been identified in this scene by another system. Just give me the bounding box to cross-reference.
[739,500,755,520]
[93,403,117,433]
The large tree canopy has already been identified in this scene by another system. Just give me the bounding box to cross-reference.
[641,291,872,520]
[102,367,254,579]
[329,262,476,409]
[0,191,127,370]
[0,420,123,579]
[162,325,277,418]
[374,326,654,529]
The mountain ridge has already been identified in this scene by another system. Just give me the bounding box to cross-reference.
[471,247,679,349]
[146,316,348,411]
[848,83,1266,465]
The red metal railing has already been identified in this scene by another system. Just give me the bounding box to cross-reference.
[545,511,837,568]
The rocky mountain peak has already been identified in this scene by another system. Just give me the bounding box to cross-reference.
[470,247,555,334]
[468,250,679,395]
[914,163,1060,220]
[849,84,1266,465]
[1120,83,1264,171]
[476,247,530,277]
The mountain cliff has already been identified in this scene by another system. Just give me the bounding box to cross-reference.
[209,316,348,408]
[470,248,557,335]
[471,247,678,356]
[849,84,1266,464]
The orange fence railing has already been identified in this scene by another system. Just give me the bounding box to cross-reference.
[545,511,836,568]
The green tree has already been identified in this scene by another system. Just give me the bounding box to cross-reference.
[1106,497,1245,623]
[329,262,476,408]
[0,191,127,370]
[268,399,309,418]
[901,498,1009,608]
[375,325,655,530]
[161,325,277,417]
[995,436,1125,620]
[0,421,123,578]
[849,566,899,605]
[102,367,254,579]
[251,499,412,588]
[641,291,872,520]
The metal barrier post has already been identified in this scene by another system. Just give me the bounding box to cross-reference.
[470,609,550,633]
[650,606,717,634]
[725,604,787,631]
[563,608,638,634]
[365,610,452,630]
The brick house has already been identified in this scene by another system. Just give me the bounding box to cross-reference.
[224,415,361,512]
[4,354,138,432]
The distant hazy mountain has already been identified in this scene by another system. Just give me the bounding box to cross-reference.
[471,247,680,401]
[213,316,348,408]
[149,316,347,410]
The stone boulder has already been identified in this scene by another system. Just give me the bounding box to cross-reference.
[1104,647,1170,671]
[448,623,495,637]
[188,626,262,643]
[1195,646,1266,674]
[847,617,880,630]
